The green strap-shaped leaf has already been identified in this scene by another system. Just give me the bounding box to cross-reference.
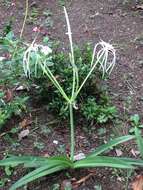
[10,164,67,190]
[135,127,143,159]
[120,158,143,166]
[0,156,44,167]
[0,155,73,168]
[74,156,134,169]
[87,135,134,157]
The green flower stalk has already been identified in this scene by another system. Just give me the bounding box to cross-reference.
[23,7,116,161]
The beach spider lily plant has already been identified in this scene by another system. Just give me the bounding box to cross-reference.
[1,7,143,190]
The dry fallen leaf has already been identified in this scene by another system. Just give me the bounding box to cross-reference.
[115,149,123,156]
[136,4,143,10]
[19,118,32,128]
[131,149,140,157]
[5,89,13,102]
[132,175,143,190]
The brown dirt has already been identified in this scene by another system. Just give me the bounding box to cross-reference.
[0,0,143,189]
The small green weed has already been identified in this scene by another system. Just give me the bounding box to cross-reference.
[58,0,66,6]
[0,31,25,86]
[33,43,115,124]
[2,20,13,36]
[43,9,53,28]
[34,141,45,150]
[129,114,143,134]
[82,96,117,124]
[0,91,28,127]
[0,178,9,188]
[0,32,28,128]
[27,7,39,24]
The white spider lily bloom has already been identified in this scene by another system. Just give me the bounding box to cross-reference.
[23,43,52,78]
[23,42,35,78]
[30,44,52,55]
[91,40,116,77]
[39,45,52,55]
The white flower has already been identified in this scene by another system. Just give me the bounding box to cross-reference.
[0,57,6,61]
[91,40,116,77]
[39,45,52,55]
[31,44,52,55]
[23,42,52,78]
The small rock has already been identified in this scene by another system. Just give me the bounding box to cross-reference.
[53,140,58,145]
[16,85,28,91]
[117,177,123,182]
[115,149,123,156]
[18,129,30,140]
[74,153,85,161]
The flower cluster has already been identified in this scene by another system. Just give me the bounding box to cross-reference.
[23,42,52,78]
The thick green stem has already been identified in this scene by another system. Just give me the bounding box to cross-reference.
[69,103,75,161]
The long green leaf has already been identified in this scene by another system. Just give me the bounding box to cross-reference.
[86,156,143,167]
[0,155,44,167]
[74,156,134,169]
[10,164,67,190]
[24,155,73,168]
[135,127,143,158]
[120,157,143,166]
[87,135,134,157]
[0,155,73,167]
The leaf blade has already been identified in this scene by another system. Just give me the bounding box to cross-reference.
[88,135,134,157]
[74,156,134,169]
[135,127,143,159]
[0,155,73,167]
[10,164,67,190]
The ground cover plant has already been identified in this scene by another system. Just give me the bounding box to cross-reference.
[28,41,117,122]
[0,31,29,128]
[0,4,143,190]
[0,22,116,128]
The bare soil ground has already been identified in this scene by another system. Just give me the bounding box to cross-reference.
[0,0,143,189]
